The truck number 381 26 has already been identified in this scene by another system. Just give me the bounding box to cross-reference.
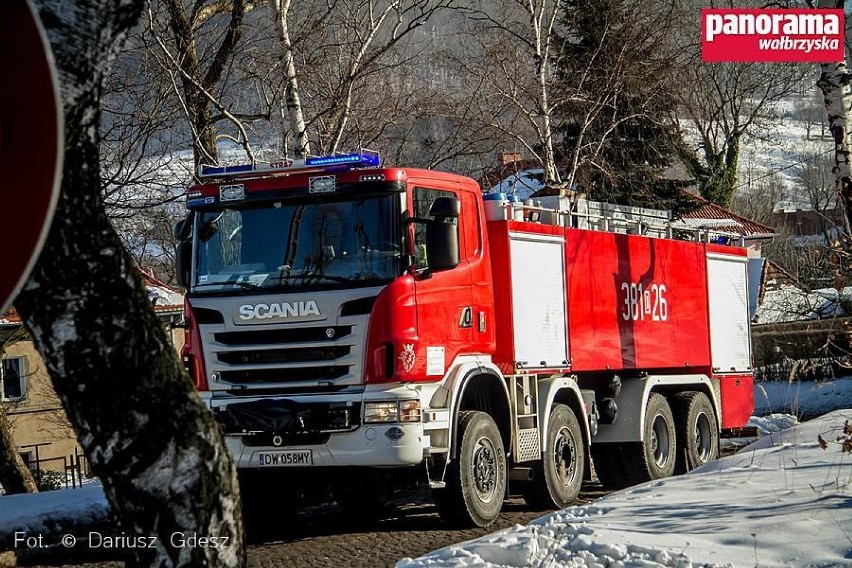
[620,282,668,322]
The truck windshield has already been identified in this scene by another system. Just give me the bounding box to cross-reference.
[192,194,402,293]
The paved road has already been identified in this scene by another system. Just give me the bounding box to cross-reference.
[245,483,610,568]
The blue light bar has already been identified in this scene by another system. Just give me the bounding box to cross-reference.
[197,150,381,179]
[305,151,381,167]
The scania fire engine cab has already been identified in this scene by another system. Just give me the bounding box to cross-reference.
[175,151,754,527]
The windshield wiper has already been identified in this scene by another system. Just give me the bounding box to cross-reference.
[270,273,351,283]
[191,279,263,290]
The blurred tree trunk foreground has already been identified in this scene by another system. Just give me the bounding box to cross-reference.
[14,2,244,566]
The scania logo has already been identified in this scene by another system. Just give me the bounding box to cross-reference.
[238,301,321,321]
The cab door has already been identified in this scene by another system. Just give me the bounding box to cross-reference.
[407,181,474,380]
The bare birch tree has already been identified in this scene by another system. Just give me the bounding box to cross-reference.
[15,1,244,565]
[813,0,852,233]
[269,0,454,156]
[272,0,312,158]
[459,0,565,185]
[149,0,252,168]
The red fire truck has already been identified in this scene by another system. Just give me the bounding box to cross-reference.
[174,151,754,527]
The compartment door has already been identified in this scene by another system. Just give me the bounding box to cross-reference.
[509,232,568,369]
[707,254,752,373]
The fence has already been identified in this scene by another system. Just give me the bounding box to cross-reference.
[753,316,852,382]
[19,443,92,490]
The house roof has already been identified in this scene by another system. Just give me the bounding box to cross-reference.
[480,159,544,194]
[1,269,183,326]
[675,194,776,238]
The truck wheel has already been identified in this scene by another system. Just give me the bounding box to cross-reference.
[523,404,585,510]
[673,391,719,473]
[625,392,677,484]
[433,411,506,527]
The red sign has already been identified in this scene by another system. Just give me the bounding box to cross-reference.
[702,8,845,63]
[0,0,63,312]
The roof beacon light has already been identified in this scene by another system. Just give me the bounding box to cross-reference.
[305,150,380,167]
[197,150,381,179]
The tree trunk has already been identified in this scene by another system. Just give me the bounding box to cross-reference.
[16,2,244,566]
[816,66,852,230]
[0,404,38,495]
[273,0,311,158]
[0,339,38,494]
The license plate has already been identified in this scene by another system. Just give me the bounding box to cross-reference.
[256,450,313,467]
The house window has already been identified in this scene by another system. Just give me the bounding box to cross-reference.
[1,357,26,401]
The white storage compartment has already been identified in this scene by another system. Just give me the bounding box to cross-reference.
[706,254,752,373]
[508,232,568,368]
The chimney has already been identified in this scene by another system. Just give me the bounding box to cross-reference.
[499,151,522,166]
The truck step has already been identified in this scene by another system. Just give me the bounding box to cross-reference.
[428,446,450,454]
[428,480,446,489]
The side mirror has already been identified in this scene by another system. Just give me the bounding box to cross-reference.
[174,215,193,288]
[425,196,460,271]
[175,239,192,289]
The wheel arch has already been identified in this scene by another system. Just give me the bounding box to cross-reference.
[449,367,511,459]
[594,374,720,444]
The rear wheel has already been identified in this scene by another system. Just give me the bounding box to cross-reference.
[592,393,676,489]
[673,391,719,473]
[523,404,585,510]
[433,411,507,527]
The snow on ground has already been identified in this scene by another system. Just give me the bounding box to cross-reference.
[746,412,799,435]
[401,409,852,568]
[755,377,852,419]
[0,483,108,542]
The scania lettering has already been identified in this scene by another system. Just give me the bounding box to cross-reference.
[174,150,755,527]
[238,301,320,321]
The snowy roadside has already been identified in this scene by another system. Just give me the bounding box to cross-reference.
[400,409,852,568]
[0,483,109,550]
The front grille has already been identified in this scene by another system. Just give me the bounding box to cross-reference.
[215,326,352,346]
[199,302,370,391]
[217,346,350,365]
[219,366,349,384]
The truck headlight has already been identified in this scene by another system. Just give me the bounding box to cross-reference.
[364,401,399,423]
[363,400,422,424]
[399,400,421,423]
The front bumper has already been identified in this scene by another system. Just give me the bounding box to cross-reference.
[206,384,430,468]
[227,422,425,468]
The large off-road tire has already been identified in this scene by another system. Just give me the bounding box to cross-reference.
[433,411,507,528]
[673,391,719,474]
[592,393,676,489]
[523,404,585,510]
